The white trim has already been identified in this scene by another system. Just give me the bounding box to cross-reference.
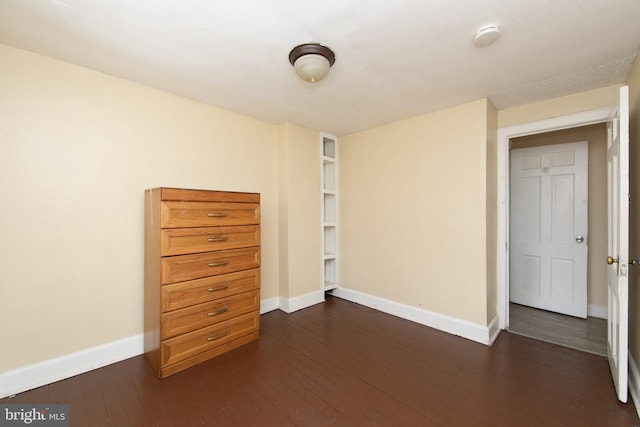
[628,353,640,418]
[260,297,280,314]
[279,290,326,314]
[497,107,615,330]
[487,315,501,345]
[0,334,143,399]
[331,287,497,345]
[588,304,608,319]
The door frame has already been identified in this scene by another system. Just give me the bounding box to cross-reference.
[497,106,617,329]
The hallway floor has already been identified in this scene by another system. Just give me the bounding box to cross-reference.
[509,302,607,356]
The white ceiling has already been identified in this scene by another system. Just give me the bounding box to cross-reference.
[1,0,640,136]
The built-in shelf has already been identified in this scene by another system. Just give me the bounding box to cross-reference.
[321,134,338,290]
[323,137,336,158]
[323,193,336,223]
[323,160,336,192]
[323,258,337,289]
[323,226,336,256]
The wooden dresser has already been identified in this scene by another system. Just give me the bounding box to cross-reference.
[144,187,261,378]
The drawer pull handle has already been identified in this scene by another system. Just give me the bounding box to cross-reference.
[207,236,228,242]
[207,330,229,341]
[208,260,229,267]
[207,284,230,292]
[207,306,229,317]
[207,212,229,218]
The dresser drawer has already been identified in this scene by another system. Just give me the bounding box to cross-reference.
[162,268,260,312]
[161,201,259,228]
[161,225,260,256]
[160,188,259,204]
[161,247,260,284]
[161,311,259,367]
[161,290,260,339]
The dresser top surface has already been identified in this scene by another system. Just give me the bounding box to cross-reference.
[148,187,260,203]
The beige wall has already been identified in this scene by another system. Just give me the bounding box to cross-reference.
[277,124,291,297]
[277,123,322,299]
[0,45,280,372]
[627,50,640,364]
[339,99,491,325]
[486,101,499,321]
[498,85,622,129]
[511,124,608,310]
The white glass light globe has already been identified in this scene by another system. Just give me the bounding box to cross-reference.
[294,54,331,83]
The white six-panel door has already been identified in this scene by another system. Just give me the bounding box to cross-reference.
[510,142,589,318]
[607,85,629,403]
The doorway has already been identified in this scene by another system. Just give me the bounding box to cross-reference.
[506,123,608,355]
[509,141,589,318]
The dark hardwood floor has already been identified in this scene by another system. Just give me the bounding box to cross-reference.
[3,296,638,426]
[509,302,607,356]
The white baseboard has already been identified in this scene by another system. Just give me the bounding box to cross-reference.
[0,334,144,399]
[260,296,280,314]
[487,315,501,345]
[262,292,326,314]
[629,353,640,418]
[588,304,608,319]
[1,294,325,399]
[279,290,325,314]
[331,287,496,345]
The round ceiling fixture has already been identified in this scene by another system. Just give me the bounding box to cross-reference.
[473,24,501,48]
[289,43,336,83]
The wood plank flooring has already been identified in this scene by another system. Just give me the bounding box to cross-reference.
[3,296,638,426]
[509,303,607,356]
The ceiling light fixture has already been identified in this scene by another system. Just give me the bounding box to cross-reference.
[289,43,336,83]
[473,24,501,48]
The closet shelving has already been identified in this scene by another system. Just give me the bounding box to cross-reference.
[321,134,338,290]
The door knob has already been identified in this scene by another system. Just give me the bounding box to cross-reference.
[607,256,619,265]
[575,235,584,243]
